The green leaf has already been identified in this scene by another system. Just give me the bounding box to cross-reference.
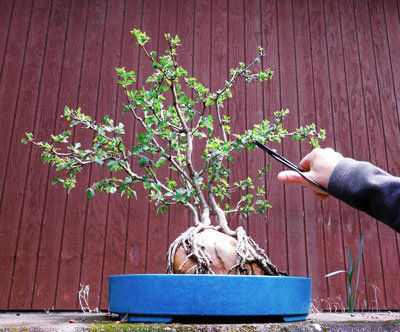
[157,205,168,214]
[155,157,167,168]
[160,85,169,92]
[94,156,104,166]
[205,98,214,107]
[131,29,150,45]
[200,115,214,136]
[107,160,121,171]
[104,115,113,125]
[171,35,181,46]
[56,163,67,171]
[167,180,177,190]
[138,156,149,168]
[87,188,95,199]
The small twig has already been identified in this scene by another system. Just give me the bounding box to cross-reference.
[116,312,129,324]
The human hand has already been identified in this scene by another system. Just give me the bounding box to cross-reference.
[277,148,344,199]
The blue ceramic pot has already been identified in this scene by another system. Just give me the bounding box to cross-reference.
[108,274,311,323]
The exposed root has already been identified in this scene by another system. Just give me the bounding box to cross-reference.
[166,224,287,276]
[166,225,219,274]
[228,226,286,275]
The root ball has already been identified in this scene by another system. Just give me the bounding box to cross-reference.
[173,228,263,275]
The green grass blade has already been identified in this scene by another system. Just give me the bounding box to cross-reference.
[351,233,364,311]
[348,247,352,271]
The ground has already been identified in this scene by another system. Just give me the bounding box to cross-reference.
[1,312,400,332]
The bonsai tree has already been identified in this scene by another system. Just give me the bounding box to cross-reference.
[22,30,325,276]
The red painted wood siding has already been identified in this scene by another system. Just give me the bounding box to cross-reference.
[0,0,399,311]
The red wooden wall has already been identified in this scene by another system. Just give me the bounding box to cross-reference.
[1,0,399,311]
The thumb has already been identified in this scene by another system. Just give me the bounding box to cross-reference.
[277,170,310,187]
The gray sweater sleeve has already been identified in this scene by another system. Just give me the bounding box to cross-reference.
[327,158,400,233]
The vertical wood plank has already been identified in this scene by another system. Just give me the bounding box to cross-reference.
[384,0,400,130]
[69,0,109,309]
[352,0,387,309]
[277,0,307,277]
[120,0,148,276]
[192,0,211,123]
[141,0,171,274]
[337,0,370,310]
[324,0,365,311]
[245,0,269,257]
[80,0,125,310]
[367,0,400,309]
[1,0,51,310]
[210,0,228,129]
[207,0,228,234]
[308,0,347,309]
[0,0,14,86]
[167,0,195,245]
[55,0,107,309]
[0,3,34,302]
[13,0,71,309]
[0,0,42,309]
[383,0,400,295]
[11,0,71,309]
[228,0,247,234]
[123,0,151,276]
[209,0,228,228]
[139,0,164,274]
[0,0,33,201]
[99,0,143,310]
[260,0,288,272]
[78,0,115,305]
[78,0,112,306]
[292,0,328,309]
[31,0,89,310]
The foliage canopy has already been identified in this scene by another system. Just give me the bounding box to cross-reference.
[23,29,325,228]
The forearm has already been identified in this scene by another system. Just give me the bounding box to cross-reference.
[328,158,400,232]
